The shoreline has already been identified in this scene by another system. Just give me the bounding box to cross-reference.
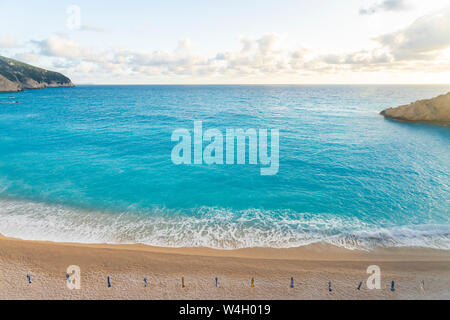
[1,234,449,299]
[2,233,450,261]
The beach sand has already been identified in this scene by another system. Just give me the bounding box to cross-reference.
[0,234,449,300]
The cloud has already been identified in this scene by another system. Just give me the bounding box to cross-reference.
[32,35,102,62]
[124,39,210,75]
[0,37,18,48]
[256,33,281,55]
[79,25,108,33]
[109,33,290,77]
[360,0,410,15]
[13,52,39,63]
[24,8,450,82]
[375,6,450,60]
[213,33,293,75]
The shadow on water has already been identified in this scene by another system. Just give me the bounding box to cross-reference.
[381,116,450,141]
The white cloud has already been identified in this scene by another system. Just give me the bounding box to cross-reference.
[375,6,450,60]
[22,7,450,82]
[256,33,281,55]
[213,33,291,76]
[360,0,411,15]
[33,35,102,62]
[79,25,108,33]
[13,52,39,63]
[0,36,18,48]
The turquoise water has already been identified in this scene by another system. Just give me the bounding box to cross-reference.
[0,85,449,249]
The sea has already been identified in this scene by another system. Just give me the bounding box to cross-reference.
[0,85,449,250]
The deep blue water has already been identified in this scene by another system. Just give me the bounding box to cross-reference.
[0,85,449,249]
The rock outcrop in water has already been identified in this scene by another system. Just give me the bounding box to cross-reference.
[0,55,74,92]
[380,92,450,125]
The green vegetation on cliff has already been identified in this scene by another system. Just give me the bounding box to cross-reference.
[0,55,74,92]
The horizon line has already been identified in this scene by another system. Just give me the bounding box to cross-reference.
[73,83,450,86]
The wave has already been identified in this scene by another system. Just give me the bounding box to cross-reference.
[0,198,449,250]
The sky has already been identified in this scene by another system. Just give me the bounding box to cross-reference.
[1,0,450,84]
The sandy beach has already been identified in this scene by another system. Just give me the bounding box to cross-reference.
[1,234,449,300]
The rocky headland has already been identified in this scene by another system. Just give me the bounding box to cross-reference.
[381,92,450,125]
[0,55,74,92]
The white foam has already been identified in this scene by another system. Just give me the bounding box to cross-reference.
[0,198,449,250]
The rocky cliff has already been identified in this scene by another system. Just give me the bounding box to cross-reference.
[381,92,450,124]
[0,55,74,92]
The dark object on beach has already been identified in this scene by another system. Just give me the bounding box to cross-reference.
[380,92,450,124]
[182,276,185,288]
[391,281,395,292]
[144,278,148,288]
[420,280,425,293]
[0,55,74,92]
[107,276,112,288]
[215,277,219,288]
[251,278,255,288]
[290,277,294,289]
[66,274,71,284]
[328,281,332,293]
[357,281,363,290]
[27,274,32,284]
